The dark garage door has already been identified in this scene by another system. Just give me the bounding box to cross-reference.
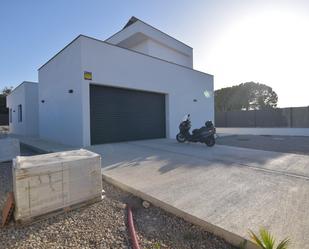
[90,85,166,144]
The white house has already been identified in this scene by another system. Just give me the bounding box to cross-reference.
[6,81,38,137]
[7,17,214,147]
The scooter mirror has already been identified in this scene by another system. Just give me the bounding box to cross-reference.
[182,114,190,122]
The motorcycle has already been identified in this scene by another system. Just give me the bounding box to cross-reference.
[176,114,216,146]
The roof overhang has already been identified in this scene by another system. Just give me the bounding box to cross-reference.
[106,17,192,57]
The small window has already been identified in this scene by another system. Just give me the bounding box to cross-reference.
[18,105,22,122]
[9,109,12,123]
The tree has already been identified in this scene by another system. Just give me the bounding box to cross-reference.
[0,86,13,113]
[1,86,13,96]
[215,82,278,112]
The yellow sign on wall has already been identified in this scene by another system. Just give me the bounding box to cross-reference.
[84,71,92,80]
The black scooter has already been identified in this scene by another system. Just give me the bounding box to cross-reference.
[176,114,216,146]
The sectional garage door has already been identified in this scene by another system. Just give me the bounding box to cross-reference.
[90,85,166,144]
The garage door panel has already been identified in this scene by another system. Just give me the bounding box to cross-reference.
[90,85,166,144]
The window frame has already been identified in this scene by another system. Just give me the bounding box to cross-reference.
[18,105,22,123]
[9,108,12,123]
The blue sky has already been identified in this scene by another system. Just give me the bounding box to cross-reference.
[1,0,309,107]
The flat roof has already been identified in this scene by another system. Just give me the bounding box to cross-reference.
[8,81,38,96]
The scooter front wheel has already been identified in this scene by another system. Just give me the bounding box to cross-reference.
[205,136,216,147]
[176,133,186,143]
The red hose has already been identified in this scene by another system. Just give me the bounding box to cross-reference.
[127,205,141,249]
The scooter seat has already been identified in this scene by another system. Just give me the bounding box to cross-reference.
[192,129,199,134]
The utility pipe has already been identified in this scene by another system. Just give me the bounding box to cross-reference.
[127,205,141,249]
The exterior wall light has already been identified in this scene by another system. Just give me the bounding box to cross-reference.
[68,89,74,93]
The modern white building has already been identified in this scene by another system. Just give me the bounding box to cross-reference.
[7,17,214,147]
[6,81,39,137]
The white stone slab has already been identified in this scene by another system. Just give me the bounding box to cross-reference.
[13,149,102,221]
[0,138,20,163]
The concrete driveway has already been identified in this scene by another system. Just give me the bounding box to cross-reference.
[217,134,309,155]
[89,139,309,249]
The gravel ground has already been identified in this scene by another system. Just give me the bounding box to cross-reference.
[0,144,41,224]
[106,182,236,249]
[0,135,236,249]
[0,164,236,249]
[0,161,12,215]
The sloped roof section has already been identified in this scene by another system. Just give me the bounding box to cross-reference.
[106,16,192,57]
[123,16,139,30]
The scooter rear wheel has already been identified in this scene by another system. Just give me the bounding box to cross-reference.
[176,133,186,143]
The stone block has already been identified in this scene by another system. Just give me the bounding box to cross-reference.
[13,149,102,221]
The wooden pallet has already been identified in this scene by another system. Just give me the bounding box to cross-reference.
[1,192,15,227]
[15,196,102,226]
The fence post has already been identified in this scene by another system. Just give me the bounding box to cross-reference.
[290,107,293,128]
[306,106,309,128]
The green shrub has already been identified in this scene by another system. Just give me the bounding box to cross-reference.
[249,228,289,249]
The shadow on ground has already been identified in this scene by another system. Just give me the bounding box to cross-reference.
[89,139,309,178]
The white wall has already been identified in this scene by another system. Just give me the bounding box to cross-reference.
[38,35,213,147]
[25,83,39,136]
[106,20,193,68]
[126,38,193,68]
[38,39,83,146]
[80,36,213,146]
[121,38,193,68]
[6,82,38,136]
[129,38,149,54]
[7,84,26,135]
[146,39,193,68]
